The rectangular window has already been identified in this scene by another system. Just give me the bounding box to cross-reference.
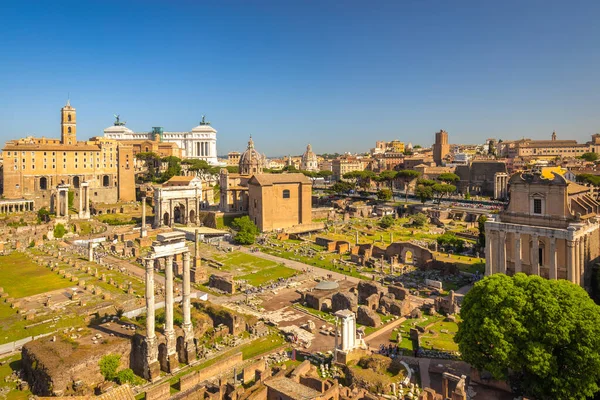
[533,199,542,214]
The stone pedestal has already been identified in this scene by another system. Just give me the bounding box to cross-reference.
[143,336,161,381]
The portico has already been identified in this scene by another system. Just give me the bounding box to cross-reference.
[485,171,600,289]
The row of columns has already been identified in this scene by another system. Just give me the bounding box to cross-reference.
[57,185,70,218]
[144,251,195,381]
[0,200,34,214]
[494,173,509,200]
[486,229,588,286]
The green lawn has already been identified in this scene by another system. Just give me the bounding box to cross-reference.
[0,301,86,344]
[0,353,32,400]
[392,315,459,352]
[212,252,280,274]
[238,265,297,286]
[0,252,73,298]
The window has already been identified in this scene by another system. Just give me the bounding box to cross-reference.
[283,189,290,199]
[68,114,72,122]
[533,198,542,214]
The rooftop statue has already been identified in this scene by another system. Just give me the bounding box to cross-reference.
[114,114,126,126]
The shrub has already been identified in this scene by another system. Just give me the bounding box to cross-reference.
[436,232,465,252]
[116,368,142,385]
[99,354,121,381]
[379,215,394,228]
[53,223,67,238]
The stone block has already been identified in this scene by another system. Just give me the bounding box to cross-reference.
[356,305,381,327]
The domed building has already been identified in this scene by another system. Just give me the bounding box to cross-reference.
[301,144,319,172]
[239,136,264,175]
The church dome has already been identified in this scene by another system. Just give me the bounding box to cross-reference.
[239,136,264,175]
[301,144,318,171]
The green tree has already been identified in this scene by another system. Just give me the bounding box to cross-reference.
[378,170,397,190]
[432,183,456,204]
[411,212,428,227]
[477,215,487,249]
[436,232,465,252]
[231,216,259,245]
[576,173,600,187]
[437,172,460,184]
[396,169,420,202]
[415,184,433,204]
[456,274,600,400]
[377,189,392,201]
[379,214,394,228]
[37,207,51,223]
[116,368,142,385]
[226,166,239,174]
[53,223,66,239]
[99,354,121,381]
[160,156,182,182]
[331,181,354,194]
[579,152,599,162]
[317,170,333,179]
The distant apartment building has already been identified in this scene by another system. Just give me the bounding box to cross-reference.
[332,157,363,180]
[498,132,600,160]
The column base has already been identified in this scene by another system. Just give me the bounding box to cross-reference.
[146,361,161,382]
[166,352,180,373]
[141,228,148,238]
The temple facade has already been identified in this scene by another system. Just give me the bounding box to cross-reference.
[485,171,600,289]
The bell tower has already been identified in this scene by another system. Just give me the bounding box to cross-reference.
[61,100,77,145]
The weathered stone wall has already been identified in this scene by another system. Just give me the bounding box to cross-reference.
[243,359,267,383]
[146,381,171,400]
[209,273,236,294]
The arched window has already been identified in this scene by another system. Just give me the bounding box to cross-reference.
[103,175,110,187]
[68,127,72,133]
[283,189,290,199]
[68,114,72,122]
[39,177,48,190]
[73,176,80,188]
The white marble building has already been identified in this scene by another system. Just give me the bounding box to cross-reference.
[103,116,219,165]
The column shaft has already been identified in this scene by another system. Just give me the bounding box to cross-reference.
[574,239,580,286]
[498,232,507,274]
[579,237,585,286]
[514,233,522,274]
[182,252,191,328]
[145,259,155,339]
[165,255,175,348]
[531,235,539,276]
[567,239,575,283]
[549,237,557,279]
[485,229,493,275]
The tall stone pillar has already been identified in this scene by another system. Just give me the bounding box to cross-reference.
[531,234,539,276]
[567,239,575,283]
[549,237,557,279]
[579,236,585,286]
[88,242,94,262]
[485,228,493,276]
[64,189,69,219]
[79,185,83,217]
[498,231,507,274]
[164,255,178,372]
[514,233,522,274]
[181,251,196,363]
[169,200,174,227]
[191,229,205,283]
[141,195,148,238]
[574,239,581,286]
[144,258,160,381]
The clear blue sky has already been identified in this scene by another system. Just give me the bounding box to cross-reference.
[1,0,599,156]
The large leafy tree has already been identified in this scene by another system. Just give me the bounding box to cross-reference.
[415,184,433,204]
[477,215,487,249]
[377,189,392,201]
[432,183,456,204]
[437,172,460,184]
[231,216,259,245]
[456,274,600,400]
[378,170,397,190]
[396,169,420,202]
[579,152,599,162]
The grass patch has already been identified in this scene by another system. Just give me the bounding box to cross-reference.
[96,214,136,225]
[0,252,73,298]
[0,353,32,399]
[238,265,297,287]
[212,252,280,274]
